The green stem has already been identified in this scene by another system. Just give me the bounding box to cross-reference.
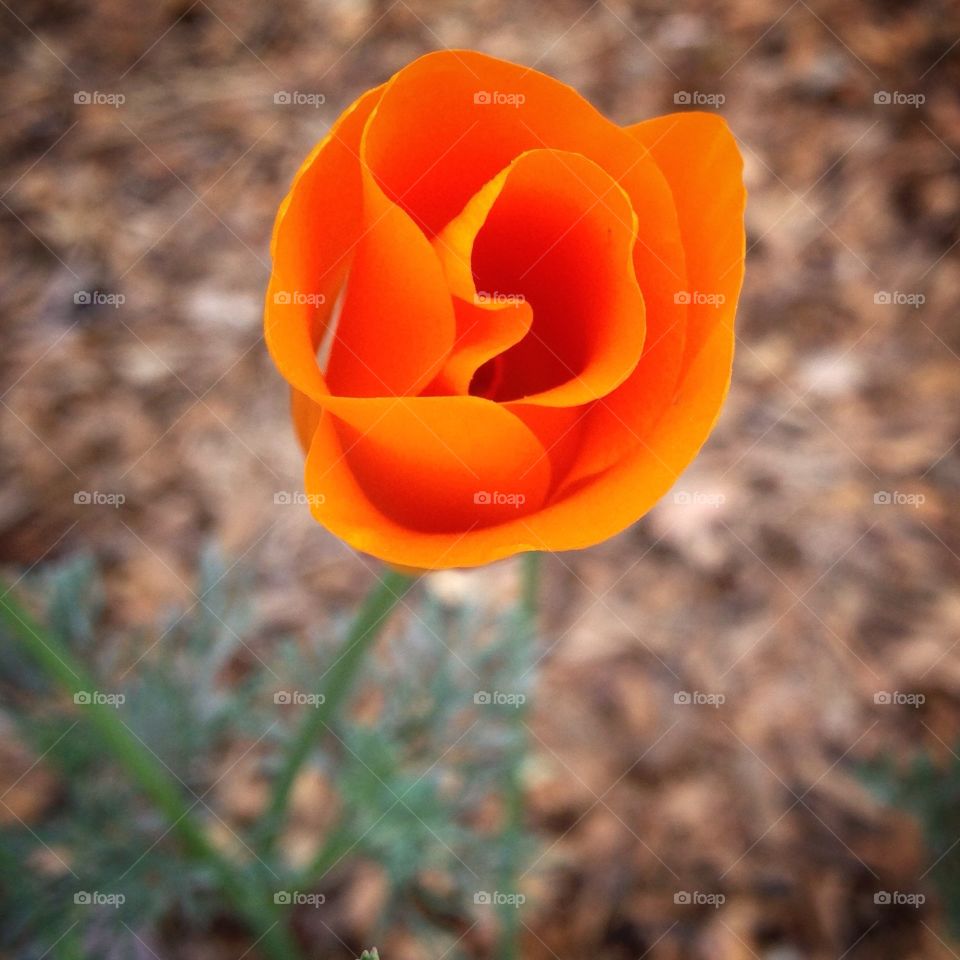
[520,549,540,618]
[258,568,416,854]
[0,589,302,960]
[498,551,540,960]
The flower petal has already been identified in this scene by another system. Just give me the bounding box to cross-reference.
[550,113,745,494]
[302,317,733,570]
[264,86,383,403]
[625,111,746,370]
[432,148,646,406]
[426,295,534,396]
[305,396,552,542]
[353,51,694,487]
[323,122,457,397]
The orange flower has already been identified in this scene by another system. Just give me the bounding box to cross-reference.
[265,51,745,570]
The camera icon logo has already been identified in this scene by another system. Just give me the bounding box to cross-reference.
[875,891,892,904]
[74,91,92,104]
[474,891,492,904]
[874,91,891,104]
[74,491,92,505]
[274,891,292,904]
[274,290,292,304]
[673,691,691,705]
[674,290,691,304]
[874,691,892,704]
[274,91,292,104]
[474,691,492,704]
[474,491,491,505]
[674,891,691,904]
[474,91,491,105]
[873,491,891,505]
[73,691,92,704]
[274,691,292,705]
[674,91,692,105]
[73,291,92,305]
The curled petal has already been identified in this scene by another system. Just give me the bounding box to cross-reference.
[324,123,457,397]
[426,296,534,396]
[434,148,646,407]
[264,86,383,403]
[306,396,552,544]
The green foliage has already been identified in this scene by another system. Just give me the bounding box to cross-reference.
[862,748,960,935]
[0,551,535,959]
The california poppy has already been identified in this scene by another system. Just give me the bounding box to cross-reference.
[265,50,745,569]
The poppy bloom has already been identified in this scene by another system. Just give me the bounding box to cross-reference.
[265,50,745,570]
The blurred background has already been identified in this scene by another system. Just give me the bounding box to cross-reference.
[2,0,960,957]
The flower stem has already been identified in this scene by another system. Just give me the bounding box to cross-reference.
[0,588,303,960]
[498,551,540,960]
[257,568,416,853]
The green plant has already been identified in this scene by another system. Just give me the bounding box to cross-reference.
[862,748,960,937]
[0,550,538,959]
